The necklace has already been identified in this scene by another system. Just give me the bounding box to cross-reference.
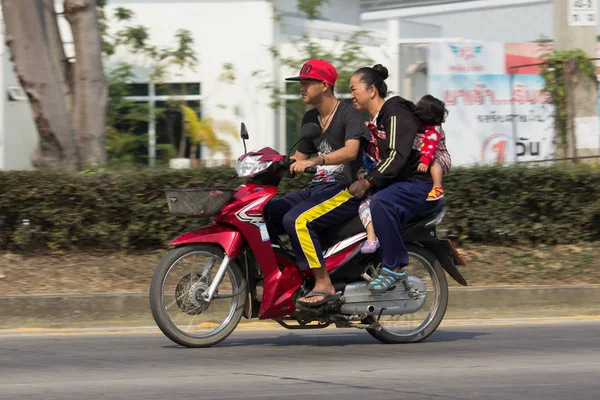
[319,100,340,131]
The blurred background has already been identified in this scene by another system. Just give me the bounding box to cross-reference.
[0,0,598,292]
[0,0,598,171]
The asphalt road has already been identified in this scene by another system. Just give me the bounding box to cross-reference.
[1,318,599,400]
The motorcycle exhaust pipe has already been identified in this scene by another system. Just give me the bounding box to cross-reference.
[367,305,375,314]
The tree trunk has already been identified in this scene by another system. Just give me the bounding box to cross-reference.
[190,144,198,167]
[179,105,188,158]
[165,114,176,147]
[43,0,73,111]
[565,58,577,162]
[177,84,189,158]
[64,0,107,167]
[1,0,80,170]
[178,122,188,158]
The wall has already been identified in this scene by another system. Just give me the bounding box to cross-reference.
[362,18,442,39]
[405,3,553,43]
[2,52,40,171]
[275,0,362,25]
[0,21,39,171]
[104,0,276,159]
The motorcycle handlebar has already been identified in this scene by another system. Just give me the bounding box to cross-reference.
[279,160,317,176]
[280,160,294,169]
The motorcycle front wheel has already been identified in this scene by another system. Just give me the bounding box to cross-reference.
[149,244,246,348]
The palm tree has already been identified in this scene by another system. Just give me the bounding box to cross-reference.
[180,105,238,166]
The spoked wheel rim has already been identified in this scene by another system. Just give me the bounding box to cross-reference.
[374,251,442,338]
[159,250,241,339]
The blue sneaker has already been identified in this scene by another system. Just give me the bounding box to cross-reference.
[368,267,407,294]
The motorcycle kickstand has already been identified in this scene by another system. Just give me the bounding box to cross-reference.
[334,308,387,331]
[369,307,386,331]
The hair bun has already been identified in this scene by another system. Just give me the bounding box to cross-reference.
[372,64,389,80]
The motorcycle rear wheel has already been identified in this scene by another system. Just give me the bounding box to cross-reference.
[149,244,246,348]
[365,244,449,344]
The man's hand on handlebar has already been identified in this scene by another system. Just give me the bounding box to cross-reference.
[290,158,319,175]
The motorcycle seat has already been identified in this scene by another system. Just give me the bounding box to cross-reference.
[319,198,447,250]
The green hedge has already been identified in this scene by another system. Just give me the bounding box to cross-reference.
[0,165,598,251]
[442,165,599,244]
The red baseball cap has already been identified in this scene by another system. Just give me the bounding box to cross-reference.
[285,59,338,87]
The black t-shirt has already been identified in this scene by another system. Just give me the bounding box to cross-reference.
[297,102,370,186]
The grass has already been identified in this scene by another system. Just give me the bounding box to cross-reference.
[0,242,599,295]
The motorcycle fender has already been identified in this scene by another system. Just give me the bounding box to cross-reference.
[169,224,243,258]
[421,240,468,286]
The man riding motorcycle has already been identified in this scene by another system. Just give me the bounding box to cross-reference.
[263,59,371,308]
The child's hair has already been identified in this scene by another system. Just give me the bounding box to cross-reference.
[414,94,449,126]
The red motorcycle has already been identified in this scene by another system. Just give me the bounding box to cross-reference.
[149,123,467,348]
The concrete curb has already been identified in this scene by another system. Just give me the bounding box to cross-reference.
[1,285,599,329]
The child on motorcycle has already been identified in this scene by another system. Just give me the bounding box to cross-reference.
[413,94,452,201]
[358,94,451,254]
[356,121,381,254]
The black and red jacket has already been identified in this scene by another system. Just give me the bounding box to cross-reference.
[365,96,431,188]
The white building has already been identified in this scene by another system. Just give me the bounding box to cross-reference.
[0,0,595,170]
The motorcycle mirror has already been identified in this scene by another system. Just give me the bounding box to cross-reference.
[240,122,249,154]
[240,122,249,140]
[286,122,322,159]
[299,122,322,141]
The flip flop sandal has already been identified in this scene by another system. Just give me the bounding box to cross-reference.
[296,291,340,308]
[368,268,407,294]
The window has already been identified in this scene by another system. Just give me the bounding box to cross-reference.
[155,82,201,96]
[126,83,149,96]
[120,82,202,164]
[156,100,202,159]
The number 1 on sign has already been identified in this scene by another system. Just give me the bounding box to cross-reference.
[492,140,507,165]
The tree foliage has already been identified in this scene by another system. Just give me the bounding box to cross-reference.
[297,0,330,19]
[539,47,597,154]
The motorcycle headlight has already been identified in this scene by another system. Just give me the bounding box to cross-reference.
[235,155,273,178]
